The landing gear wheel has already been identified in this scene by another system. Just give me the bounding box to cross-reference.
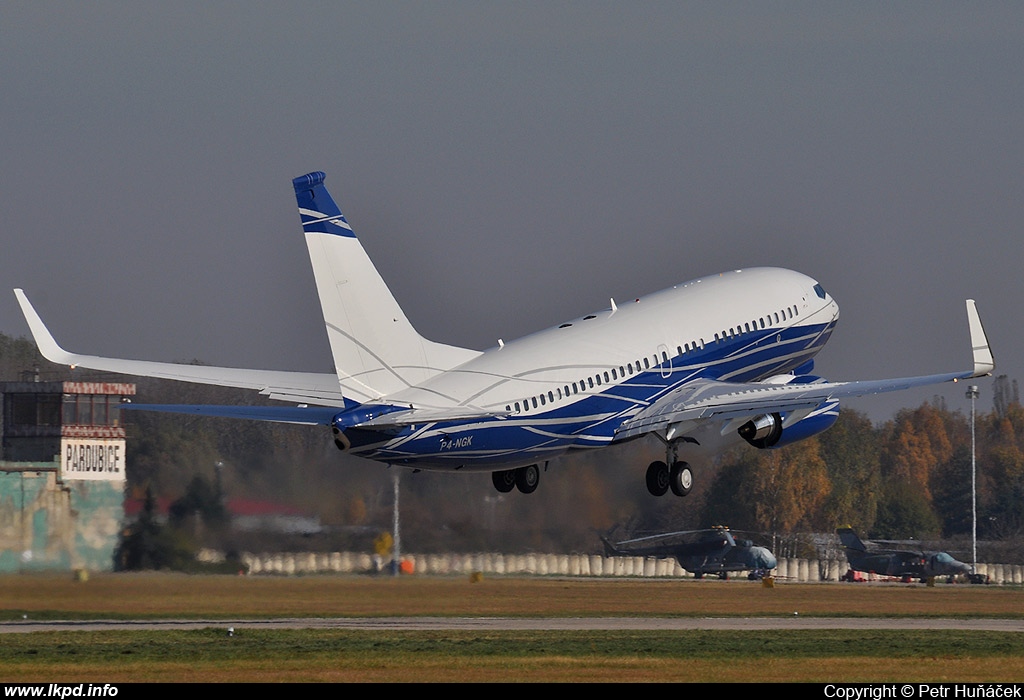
[670,461,693,497]
[492,469,516,493]
[515,464,540,494]
[646,461,670,496]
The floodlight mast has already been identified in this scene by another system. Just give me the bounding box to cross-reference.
[966,384,980,574]
[392,472,401,577]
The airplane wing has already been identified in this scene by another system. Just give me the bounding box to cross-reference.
[13,289,347,407]
[616,299,993,441]
[16,288,505,426]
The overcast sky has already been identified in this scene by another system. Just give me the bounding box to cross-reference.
[1,3,1021,422]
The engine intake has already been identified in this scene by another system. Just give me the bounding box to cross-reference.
[738,412,783,449]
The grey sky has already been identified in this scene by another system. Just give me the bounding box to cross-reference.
[1,3,1021,422]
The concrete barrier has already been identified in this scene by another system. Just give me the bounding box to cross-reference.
[233,550,1020,584]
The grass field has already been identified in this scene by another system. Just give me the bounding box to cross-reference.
[2,573,1023,682]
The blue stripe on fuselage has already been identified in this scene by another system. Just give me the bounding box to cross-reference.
[344,319,836,471]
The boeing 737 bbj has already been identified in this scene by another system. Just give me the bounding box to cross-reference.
[14,172,995,496]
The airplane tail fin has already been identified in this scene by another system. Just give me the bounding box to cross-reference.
[837,526,867,552]
[293,172,480,404]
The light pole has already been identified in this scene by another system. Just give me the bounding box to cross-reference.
[966,384,979,573]
[392,471,401,576]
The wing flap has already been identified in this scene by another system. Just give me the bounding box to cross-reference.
[616,378,829,439]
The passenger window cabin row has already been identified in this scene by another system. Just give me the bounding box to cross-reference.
[713,305,798,343]
[505,304,799,415]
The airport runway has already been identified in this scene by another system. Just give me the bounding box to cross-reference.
[4,617,1024,633]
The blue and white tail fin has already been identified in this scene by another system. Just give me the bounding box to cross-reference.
[294,172,480,403]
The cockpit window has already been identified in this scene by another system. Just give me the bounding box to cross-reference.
[813,283,827,300]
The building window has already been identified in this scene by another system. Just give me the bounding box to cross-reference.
[6,394,61,428]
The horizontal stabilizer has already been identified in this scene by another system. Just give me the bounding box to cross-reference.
[121,404,341,426]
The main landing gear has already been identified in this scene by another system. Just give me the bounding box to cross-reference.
[645,459,693,497]
[491,464,540,494]
[646,435,695,497]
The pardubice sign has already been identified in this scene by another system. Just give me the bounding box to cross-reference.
[61,438,125,481]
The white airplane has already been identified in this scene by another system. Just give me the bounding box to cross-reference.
[14,172,995,496]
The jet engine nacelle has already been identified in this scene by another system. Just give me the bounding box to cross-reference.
[769,400,839,448]
[737,395,840,450]
[737,412,783,448]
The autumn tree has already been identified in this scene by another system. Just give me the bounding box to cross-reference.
[702,439,830,540]
[930,444,974,537]
[0,334,44,381]
[817,409,880,532]
[992,375,1020,420]
[700,450,759,532]
[979,403,1024,537]
[878,404,958,502]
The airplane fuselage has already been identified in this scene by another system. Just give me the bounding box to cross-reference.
[345,267,840,471]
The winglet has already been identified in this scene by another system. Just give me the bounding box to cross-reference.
[966,299,994,377]
[13,289,77,366]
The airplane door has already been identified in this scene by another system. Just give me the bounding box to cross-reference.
[658,344,672,378]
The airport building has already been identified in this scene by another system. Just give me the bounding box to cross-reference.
[0,380,134,573]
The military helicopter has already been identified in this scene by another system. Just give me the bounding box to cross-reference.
[837,526,977,583]
[601,525,777,580]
